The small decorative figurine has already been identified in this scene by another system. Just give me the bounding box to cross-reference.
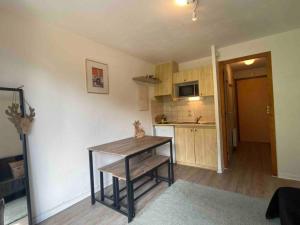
[133,120,145,139]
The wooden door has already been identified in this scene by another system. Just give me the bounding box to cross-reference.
[194,128,205,165]
[194,127,217,169]
[173,71,184,84]
[155,63,170,96]
[182,70,198,83]
[154,65,162,96]
[157,63,170,96]
[203,128,217,169]
[236,77,270,142]
[161,63,172,96]
[199,65,214,96]
[182,70,190,83]
[224,66,235,161]
[175,127,195,164]
[191,69,200,82]
[174,69,200,84]
[155,62,177,97]
[219,52,277,175]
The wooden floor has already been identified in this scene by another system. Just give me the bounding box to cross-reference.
[11,216,28,225]
[39,142,300,225]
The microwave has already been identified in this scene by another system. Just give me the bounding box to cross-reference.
[175,81,199,98]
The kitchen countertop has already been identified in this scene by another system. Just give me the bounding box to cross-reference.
[153,122,216,127]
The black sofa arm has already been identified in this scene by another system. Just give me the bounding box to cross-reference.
[0,177,25,199]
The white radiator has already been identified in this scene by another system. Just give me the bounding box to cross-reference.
[233,128,238,147]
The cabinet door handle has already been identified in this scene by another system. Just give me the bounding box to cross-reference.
[190,129,193,132]
[194,128,197,132]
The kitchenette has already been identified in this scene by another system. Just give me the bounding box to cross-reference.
[150,61,217,171]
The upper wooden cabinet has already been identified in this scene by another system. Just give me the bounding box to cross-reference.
[173,69,199,84]
[173,65,214,97]
[154,61,178,97]
[172,71,183,84]
[199,65,214,97]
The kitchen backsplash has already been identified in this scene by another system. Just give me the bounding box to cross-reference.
[151,97,215,123]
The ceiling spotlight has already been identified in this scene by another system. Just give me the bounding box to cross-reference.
[176,0,199,22]
[176,0,189,6]
[244,59,255,65]
[175,0,196,6]
[192,0,199,22]
[192,10,198,21]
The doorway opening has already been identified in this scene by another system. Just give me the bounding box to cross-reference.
[218,52,277,176]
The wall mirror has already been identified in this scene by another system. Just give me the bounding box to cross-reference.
[0,87,32,225]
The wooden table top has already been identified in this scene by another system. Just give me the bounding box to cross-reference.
[88,135,172,157]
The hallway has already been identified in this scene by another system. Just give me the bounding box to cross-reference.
[230,142,272,175]
[225,141,274,196]
[176,141,300,198]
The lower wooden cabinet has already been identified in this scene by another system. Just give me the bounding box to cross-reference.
[175,126,217,170]
[194,127,217,169]
[175,127,195,164]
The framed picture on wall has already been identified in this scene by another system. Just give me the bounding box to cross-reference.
[85,59,109,94]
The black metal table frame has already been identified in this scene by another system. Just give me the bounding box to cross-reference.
[88,139,174,222]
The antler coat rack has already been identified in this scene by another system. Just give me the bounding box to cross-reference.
[4,89,36,135]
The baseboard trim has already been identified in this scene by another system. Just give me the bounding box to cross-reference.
[176,161,217,171]
[33,185,100,224]
[217,167,223,174]
[278,172,300,182]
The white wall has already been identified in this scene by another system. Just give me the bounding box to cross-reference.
[179,29,300,180]
[174,29,300,182]
[217,28,300,180]
[0,94,22,159]
[179,56,212,71]
[0,10,154,223]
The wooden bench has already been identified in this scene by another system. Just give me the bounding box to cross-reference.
[99,155,169,181]
[97,154,171,218]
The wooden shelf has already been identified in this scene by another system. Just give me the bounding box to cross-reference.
[99,155,169,181]
[133,76,160,84]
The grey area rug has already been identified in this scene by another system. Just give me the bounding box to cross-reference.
[132,180,280,225]
[4,196,27,225]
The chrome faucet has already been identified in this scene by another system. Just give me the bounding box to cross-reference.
[195,115,202,124]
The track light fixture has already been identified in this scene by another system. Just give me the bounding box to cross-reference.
[176,0,199,22]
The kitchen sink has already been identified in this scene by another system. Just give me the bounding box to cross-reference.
[180,122,198,124]
[175,121,215,124]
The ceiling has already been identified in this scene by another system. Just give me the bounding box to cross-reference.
[230,57,267,72]
[1,0,300,63]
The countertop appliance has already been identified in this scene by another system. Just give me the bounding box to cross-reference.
[175,81,199,98]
